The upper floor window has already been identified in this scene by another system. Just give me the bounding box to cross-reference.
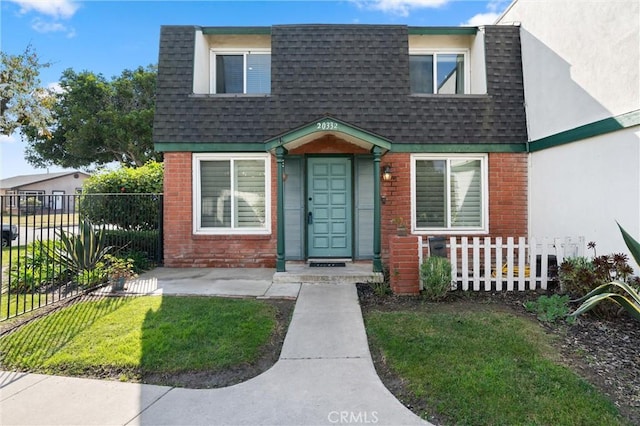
[410,51,467,94]
[211,50,271,94]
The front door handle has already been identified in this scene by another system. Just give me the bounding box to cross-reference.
[307,211,313,225]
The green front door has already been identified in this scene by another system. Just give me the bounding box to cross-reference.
[307,157,352,258]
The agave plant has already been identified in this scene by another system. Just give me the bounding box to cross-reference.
[569,280,640,320]
[50,219,113,274]
[569,223,640,321]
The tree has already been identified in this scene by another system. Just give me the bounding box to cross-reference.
[23,66,159,169]
[0,45,54,137]
[79,161,164,230]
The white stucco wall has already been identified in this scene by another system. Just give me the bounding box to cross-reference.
[499,0,640,140]
[530,127,640,267]
[192,30,210,94]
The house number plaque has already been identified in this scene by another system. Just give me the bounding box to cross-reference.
[316,121,339,130]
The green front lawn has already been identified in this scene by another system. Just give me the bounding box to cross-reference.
[0,293,48,321]
[365,309,624,426]
[0,296,277,381]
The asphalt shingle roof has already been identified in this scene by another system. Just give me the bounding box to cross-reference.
[153,24,527,146]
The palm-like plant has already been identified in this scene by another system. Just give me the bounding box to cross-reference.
[569,223,640,321]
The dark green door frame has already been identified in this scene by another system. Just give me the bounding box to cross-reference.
[276,146,287,272]
[372,147,382,272]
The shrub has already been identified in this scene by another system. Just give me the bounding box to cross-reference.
[103,229,160,265]
[9,240,70,293]
[76,263,107,288]
[117,250,152,273]
[570,223,640,321]
[79,161,163,231]
[421,256,452,301]
[524,295,574,324]
[558,257,603,297]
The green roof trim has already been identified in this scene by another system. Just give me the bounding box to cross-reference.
[390,143,527,153]
[264,117,393,151]
[156,141,527,154]
[408,27,478,35]
[155,142,266,152]
[201,27,271,35]
[529,110,640,152]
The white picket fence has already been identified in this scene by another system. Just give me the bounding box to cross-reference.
[420,236,585,291]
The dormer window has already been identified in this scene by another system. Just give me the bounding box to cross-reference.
[410,51,467,94]
[210,50,271,94]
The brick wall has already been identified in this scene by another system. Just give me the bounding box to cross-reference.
[163,152,278,268]
[380,152,528,262]
[488,153,528,237]
[163,151,527,270]
[389,235,421,295]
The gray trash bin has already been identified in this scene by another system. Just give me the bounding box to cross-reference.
[429,237,447,258]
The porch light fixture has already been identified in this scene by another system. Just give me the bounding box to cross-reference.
[382,165,392,182]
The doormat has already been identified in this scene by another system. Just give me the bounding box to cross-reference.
[309,262,346,267]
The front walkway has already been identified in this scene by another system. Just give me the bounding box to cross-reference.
[0,270,429,425]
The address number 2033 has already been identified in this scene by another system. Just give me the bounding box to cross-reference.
[317,121,339,130]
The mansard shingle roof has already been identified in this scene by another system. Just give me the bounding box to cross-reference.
[153,24,527,146]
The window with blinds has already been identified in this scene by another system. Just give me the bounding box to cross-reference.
[414,156,485,232]
[195,154,270,234]
[213,51,271,94]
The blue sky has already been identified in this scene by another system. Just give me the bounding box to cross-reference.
[0,0,509,179]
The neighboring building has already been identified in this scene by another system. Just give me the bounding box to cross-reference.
[498,0,640,264]
[0,171,90,213]
[153,24,528,271]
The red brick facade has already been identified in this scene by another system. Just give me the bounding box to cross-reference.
[163,152,278,268]
[389,235,421,295]
[163,151,528,269]
[379,152,528,259]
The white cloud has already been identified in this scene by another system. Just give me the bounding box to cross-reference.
[10,0,80,19]
[31,17,65,32]
[10,0,79,37]
[462,12,500,26]
[0,133,20,144]
[30,17,77,38]
[47,82,63,94]
[461,0,510,26]
[354,0,450,17]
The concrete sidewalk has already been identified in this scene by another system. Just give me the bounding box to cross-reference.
[0,274,429,425]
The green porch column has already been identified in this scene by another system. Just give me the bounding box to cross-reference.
[372,147,382,272]
[276,146,286,272]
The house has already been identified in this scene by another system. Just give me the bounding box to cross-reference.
[0,171,90,213]
[153,24,529,273]
[497,0,640,267]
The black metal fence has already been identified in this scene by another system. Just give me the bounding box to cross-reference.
[0,194,163,321]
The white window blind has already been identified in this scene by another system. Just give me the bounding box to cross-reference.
[246,54,271,94]
[199,159,267,230]
[414,156,484,231]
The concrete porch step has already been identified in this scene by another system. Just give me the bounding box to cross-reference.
[272,262,383,284]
